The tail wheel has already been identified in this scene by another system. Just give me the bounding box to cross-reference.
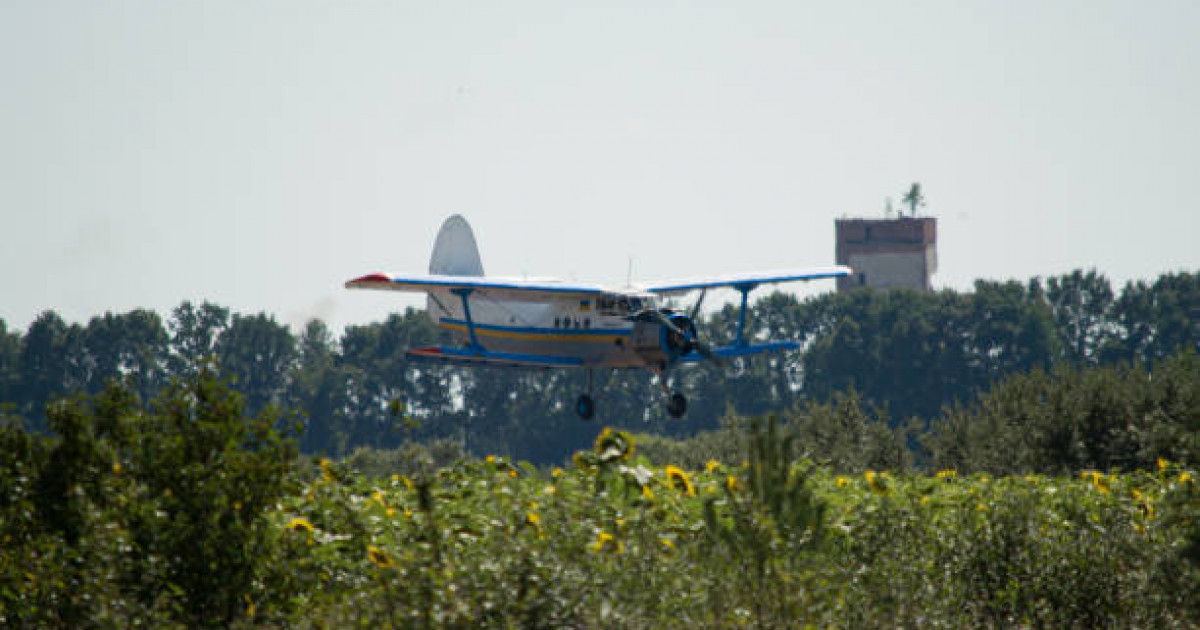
[666,392,687,419]
[576,394,596,420]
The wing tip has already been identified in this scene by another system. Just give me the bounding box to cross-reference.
[345,273,392,288]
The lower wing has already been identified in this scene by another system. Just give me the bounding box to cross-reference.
[406,346,584,368]
[674,340,801,363]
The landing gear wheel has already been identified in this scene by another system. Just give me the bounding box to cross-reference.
[576,394,596,420]
[666,392,688,419]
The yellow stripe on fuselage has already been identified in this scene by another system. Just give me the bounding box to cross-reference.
[438,322,627,344]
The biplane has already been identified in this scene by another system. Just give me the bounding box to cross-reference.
[347,215,849,419]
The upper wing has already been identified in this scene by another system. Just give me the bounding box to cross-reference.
[345,273,608,302]
[639,266,852,296]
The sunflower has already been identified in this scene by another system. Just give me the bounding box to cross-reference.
[835,476,849,488]
[594,427,635,462]
[726,475,740,493]
[591,531,623,554]
[936,469,956,481]
[864,470,888,495]
[665,466,696,496]
[526,511,541,527]
[1087,471,1110,495]
[367,545,394,569]
[705,459,721,474]
[319,458,335,482]
[287,517,314,535]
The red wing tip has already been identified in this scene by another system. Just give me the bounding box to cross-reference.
[347,273,392,285]
[407,347,443,355]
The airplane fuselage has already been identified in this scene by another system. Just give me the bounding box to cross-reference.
[426,289,663,368]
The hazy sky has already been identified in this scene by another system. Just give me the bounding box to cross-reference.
[3,1,1197,335]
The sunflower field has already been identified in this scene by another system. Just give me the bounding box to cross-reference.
[257,423,1197,629]
[2,378,1197,628]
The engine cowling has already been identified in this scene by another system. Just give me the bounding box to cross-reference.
[629,310,697,368]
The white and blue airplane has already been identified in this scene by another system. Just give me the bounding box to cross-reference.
[347,215,850,420]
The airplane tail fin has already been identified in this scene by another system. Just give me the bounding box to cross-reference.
[427,215,483,322]
[429,215,484,276]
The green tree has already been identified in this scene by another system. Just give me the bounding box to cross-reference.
[0,319,20,408]
[902,182,926,216]
[1046,268,1115,365]
[289,319,350,454]
[82,309,170,401]
[168,300,229,378]
[1106,271,1199,365]
[216,313,296,416]
[17,311,87,429]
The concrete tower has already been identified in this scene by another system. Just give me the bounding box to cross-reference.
[835,216,937,292]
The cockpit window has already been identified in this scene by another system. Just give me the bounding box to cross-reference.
[596,293,654,316]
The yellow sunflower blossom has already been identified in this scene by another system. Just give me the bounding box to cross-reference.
[551,466,563,478]
[936,469,956,481]
[367,545,394,569]
[287,517,314,534]
[508,469,518,479]
[1088,471,1110,495]
[593,427,636,462]
[1179,471,1193,484]
[319,458,334,482]
[371,489,387,507]
[864,470,888,495]
[665,465,696,496]
[1131,489,1156,520]
[1157,457,1169,472]
[641,484,655,500]
[705,459,721,474]
[591,531,623,554]
[486,455,497,464]
[526,511,541,527]
[544,484,557,495]
[112,461,122,475]
[660,537,676,552]
[726,475,740,493]
[835,476,849,488]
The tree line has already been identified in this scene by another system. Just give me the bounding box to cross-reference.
[1,268,1196,464]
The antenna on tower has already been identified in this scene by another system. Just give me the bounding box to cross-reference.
[626,257,633,288]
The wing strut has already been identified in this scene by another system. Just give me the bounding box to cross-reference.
[452,288,483,351]
[734,283,757,347]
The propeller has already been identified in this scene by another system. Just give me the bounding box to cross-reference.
[636,308,722,367]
